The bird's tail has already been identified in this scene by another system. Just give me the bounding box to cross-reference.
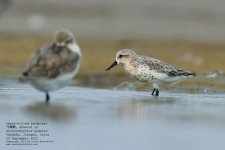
[18,72,29,83]
[168,70,196,77]
[180,72,196,77]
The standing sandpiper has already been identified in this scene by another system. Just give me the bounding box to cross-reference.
[105,49,195,96]
[19,29,82,103]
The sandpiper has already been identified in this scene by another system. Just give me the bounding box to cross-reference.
[19,29,82,103]
[106,49,195,96]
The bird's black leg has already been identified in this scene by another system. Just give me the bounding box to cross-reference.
[45,92,50,103]
[155,89,159,97]
[151,88,156,96]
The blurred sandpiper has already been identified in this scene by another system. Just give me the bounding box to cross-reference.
[106,49,195,96]
[19,29,82,103]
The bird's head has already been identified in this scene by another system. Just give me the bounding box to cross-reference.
[105,49,136,71]
[53,29,75,47]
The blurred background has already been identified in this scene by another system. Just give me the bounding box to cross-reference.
[1,1,225,150]
[0,0,225,77]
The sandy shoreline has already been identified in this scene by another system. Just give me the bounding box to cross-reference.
[0,36,225,75]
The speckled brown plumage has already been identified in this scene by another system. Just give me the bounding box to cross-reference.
[19,29,81,103]
[24,44,79,79]
[106,49,196,97]
[138,56,195,77]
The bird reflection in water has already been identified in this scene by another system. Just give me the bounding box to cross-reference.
[118,97,176,120]
[25,102,75,121]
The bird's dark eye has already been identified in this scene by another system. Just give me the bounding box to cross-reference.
[66,38,73,44]
[119,55,123,58]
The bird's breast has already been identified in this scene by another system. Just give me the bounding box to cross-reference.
[134,65,163,83]
[124,63,137,76]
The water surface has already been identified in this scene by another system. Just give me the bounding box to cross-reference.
[0,78,225,150]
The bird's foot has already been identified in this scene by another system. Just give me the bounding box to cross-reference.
[151,88,159,97]
[45,93,50,104]
[151,88,156,96]
[155,89,159,96]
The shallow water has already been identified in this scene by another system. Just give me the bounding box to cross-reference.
[1,78,225,150]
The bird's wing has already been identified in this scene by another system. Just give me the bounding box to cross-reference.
[140,56,193,77]
[23,44,80,79]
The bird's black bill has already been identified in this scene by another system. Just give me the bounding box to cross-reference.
[105,60,118,71]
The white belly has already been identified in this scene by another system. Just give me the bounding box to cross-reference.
[30,61,80,92]
[136,67,185,84]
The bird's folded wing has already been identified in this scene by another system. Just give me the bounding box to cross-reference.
[24,44,79,79]
[142,56,186,77]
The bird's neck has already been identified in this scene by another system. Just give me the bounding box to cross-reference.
[123,59,137,74]
[67,43,82,56]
